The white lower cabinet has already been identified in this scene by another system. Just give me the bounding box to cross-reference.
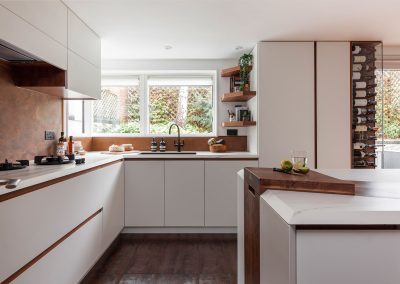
[259,198,400,284]
[125,161,165,226]
[100,162,125,252]
[205,160,258,226]
[165,160,205,226]
[14,212,102,284]
[296,230,400,284]
[0,161,124,282]
[260,200,296,284]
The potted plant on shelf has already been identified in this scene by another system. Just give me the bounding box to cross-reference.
[239,53,253,91]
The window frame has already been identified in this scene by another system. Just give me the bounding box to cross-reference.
[66,70,218,137]
[64,100,92,137]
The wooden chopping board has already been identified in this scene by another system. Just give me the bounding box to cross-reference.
[101,150,140,155]
[245,167,355,196]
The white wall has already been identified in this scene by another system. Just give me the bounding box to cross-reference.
[102,59,250,137]
[248,46,258,154]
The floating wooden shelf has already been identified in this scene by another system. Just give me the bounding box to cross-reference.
[221,91,256,102]
[222,121,256,127]
[221,65,252,77]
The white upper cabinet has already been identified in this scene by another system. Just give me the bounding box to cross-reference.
[67,50,101,99]
[0,0,67,46]
[67,9,101,99]
[68,10,101,68]
[316,42,351,169]
[0,4,67,69]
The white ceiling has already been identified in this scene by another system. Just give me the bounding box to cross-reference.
[64,0,400,60]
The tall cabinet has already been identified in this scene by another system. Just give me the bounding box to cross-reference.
[316,42,351,168]
[255,41,357,169]
[257,42,316,168]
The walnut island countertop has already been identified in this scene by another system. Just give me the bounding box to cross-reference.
[240,168,400,225]
[238,168,400,284]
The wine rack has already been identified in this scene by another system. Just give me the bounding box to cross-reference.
[351,42,380,168]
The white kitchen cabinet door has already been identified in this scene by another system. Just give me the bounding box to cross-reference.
[165,160,205,226]
[297,230,400,284]
[260,200,296,284]
[257,42,315,168]
[316,42,351,169]
[101,162,124,252]
[68,9,101,68]
[205,160,258,227]
[14,212,102,284]
[125,161,165,227]
[0,0,68,47]
[67,50,101,99]
[0,5,67,69]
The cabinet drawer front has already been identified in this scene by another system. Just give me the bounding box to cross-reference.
[0,5,67,69]
[13,212,102,284]
[165,160,205,226]
[125,161,165,227]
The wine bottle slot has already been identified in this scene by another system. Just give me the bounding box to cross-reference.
[354,98,377,107]
[353,150,377,158]
[353,108,376,115]
[354,125,378,132]
[353,117,376,124]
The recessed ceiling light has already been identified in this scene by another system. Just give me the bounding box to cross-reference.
[235,46,244,50]
[164,45,173,50]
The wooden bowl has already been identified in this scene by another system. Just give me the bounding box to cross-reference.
[209,144,227,153]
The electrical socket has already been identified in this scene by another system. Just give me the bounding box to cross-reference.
[45,130,55,140]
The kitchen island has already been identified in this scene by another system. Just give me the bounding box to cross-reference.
[237,168,400,284]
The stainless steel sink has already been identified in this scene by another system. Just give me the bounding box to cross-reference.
[139,151,197,155]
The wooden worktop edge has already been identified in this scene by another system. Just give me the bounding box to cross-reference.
[124,157,259,161]
[0,159,123,203]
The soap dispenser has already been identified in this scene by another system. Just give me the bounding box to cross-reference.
[160,138,166,152]
[151,137,158,152]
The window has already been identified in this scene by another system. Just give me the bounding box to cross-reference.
[94,76,140,134]
[375,69,400,168]
[65,72,216,136]
[147,76,214,135]
[65,100,85,136]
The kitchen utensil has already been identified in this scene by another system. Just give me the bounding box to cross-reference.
[5,179,21,189]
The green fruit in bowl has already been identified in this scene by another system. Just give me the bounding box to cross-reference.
[280,160,293,171]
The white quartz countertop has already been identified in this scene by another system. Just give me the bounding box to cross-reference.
[0,151,257,197]
[238,169,400,225]
[0,153,123,196]
[122,151,258,159]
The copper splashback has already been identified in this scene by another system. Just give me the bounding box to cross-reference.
[0,61,62,161]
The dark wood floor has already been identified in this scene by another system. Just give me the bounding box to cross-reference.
[82,234,237,284]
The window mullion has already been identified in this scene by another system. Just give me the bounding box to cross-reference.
[140,74,147,135]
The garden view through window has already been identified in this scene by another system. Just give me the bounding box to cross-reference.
[93,74,214,135]
[376,69,400,168]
